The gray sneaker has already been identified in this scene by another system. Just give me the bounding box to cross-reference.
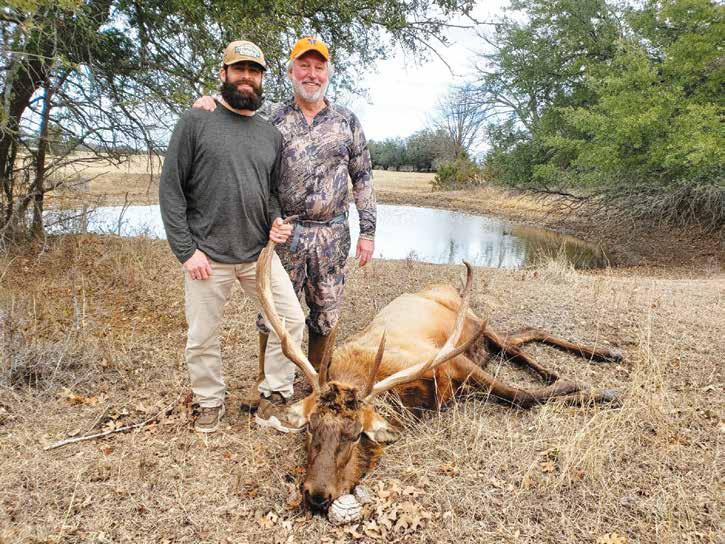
[255,392,304,434]
[195,404,225,433]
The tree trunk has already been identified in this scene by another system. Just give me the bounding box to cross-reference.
[0,56,47,237]
[31,85,53,239]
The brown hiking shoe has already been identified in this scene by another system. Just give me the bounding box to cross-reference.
[255,392,304,434]
[194,404,225,433]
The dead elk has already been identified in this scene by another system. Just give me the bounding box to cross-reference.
[256,241,622,512]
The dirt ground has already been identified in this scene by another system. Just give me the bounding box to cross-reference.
[1,163,722,543]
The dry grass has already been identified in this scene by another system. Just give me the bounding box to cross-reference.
[1,235,722,543]
[371,170,436,193]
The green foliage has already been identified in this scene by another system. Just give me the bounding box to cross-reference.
[369,128,451,171]
[369,138,406,170]
[478,0,724,230]
[431,155,483,191]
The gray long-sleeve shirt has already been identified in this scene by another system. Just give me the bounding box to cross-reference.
[159,104,282,264]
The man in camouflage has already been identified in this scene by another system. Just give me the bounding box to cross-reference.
[194,37,375,429]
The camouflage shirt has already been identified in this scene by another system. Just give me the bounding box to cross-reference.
[264,98,376,239]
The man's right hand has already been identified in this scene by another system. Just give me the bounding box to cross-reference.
[192,96,217,112]
[183,249,212,280]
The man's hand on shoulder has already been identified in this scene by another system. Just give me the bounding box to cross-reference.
[192,95,217,112]
[269,217,293,244]
[184,249,212,280]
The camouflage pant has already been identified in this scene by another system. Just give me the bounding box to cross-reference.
[258,221,350,336]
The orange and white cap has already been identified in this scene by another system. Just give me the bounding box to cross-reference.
[289,36,330,61]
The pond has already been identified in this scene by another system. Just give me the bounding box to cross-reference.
[46,203,608,269]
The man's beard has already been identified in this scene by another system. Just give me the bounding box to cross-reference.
[219,80,264,111]
[291,76,329,103]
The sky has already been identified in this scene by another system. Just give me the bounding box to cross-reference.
[348,1,509,142]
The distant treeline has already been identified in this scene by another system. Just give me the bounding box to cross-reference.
[368,129,456,172]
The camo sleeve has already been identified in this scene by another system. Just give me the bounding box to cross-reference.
[348,113,376,239]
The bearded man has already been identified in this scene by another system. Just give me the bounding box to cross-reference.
[194,37,376,432]
[160,40,305,433]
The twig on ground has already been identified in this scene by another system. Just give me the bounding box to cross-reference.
[85,404,109,434]
[43,393,182,451]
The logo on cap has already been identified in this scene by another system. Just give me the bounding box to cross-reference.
[234,44,261,59]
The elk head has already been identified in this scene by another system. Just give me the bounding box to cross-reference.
[256,231,484,511]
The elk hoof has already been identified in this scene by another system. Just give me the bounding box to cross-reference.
[604,348,623,362]
[328,494,362,525]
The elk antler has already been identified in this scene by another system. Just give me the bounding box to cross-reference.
[318,325,338,387]
[256,219,320,394]
[364,262,486,402]
[362,331,386,398]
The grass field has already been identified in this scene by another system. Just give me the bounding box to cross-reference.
[1,159,722,543]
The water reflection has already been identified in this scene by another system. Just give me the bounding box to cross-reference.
[46,203,607,269]
[348,205,607,269]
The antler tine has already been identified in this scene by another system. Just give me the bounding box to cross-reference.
[318,325,338,387]
[256,219,319,394]
[365,262,482,402]
[362,331,386,398]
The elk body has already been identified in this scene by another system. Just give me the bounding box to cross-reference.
[257,238,622,512]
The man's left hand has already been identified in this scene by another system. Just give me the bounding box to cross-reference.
[270,217,293,244]
[356,238,374,267]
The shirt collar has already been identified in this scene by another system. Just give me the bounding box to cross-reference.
[287,96,330,117]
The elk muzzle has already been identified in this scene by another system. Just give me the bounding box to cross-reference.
[302,479,336,512]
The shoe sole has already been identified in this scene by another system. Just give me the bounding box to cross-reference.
[255,413,304,434]
[195,405,225,433]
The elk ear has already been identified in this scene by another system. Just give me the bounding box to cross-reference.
[361,409,399,444]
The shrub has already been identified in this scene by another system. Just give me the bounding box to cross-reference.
[431,156,484,191]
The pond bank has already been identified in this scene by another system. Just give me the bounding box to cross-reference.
[52,166,721,278]
[376,186,722,279]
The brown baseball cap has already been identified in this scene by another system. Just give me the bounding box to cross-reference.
[223,40,266,70]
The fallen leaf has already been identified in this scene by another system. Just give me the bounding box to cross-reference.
[61,388,100,406]
[257,511,278,529]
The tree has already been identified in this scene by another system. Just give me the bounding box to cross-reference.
[405,128,450,171]
[475,0,724,230]
[433,84,487,160]
[541,0,725,228]
[470,0,619,133]
[1,0,476,241]
[369,138,406,170]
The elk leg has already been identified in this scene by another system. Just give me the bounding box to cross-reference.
[449,358,619,409]
[505,327,623,362]
[481,329,561,384]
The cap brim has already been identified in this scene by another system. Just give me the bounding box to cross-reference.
[226,58,267,71]
[292,47,329,61]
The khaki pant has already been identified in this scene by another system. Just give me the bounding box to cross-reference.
[184,253,304,408]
